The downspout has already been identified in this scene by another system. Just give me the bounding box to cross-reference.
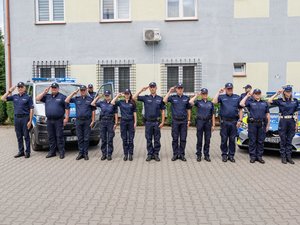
[5,0,12,87]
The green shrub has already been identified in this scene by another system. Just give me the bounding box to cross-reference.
[0,98,7,125]
[136,101,144,126]
[6,101,14,124]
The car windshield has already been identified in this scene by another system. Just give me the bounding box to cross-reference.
[269,106,279,114]
[35,84,81,104]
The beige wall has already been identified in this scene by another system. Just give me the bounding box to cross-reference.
[233,62,269,94]
[286,62,300,91]
[135,64,161,94]
[66,0,99,23]
[288,0,300,17]
[71,64,98,86]
[131,0,165,21]
[234,0,270,18]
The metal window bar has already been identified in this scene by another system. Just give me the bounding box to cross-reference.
[32,60,70,78]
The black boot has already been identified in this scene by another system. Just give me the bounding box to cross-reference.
[25,153,30,158]
[76,154,84,160]
[281,157,287,164]
[204,156,211,162]
[123,155,128,161]
[197,156,201,162]
[129,154,133,161]
[154,155,160,161]
[14,152,25,158]
[101,155,107,160]
[146,155,152,161]
[287,157,295,164]
[171,155,177,161]
[222,155,228,162]
[84,155,89,160]
[107,155,112,161]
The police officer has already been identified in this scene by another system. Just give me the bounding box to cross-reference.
[91,90,118,161]
[111,89,137,161]
[133,82,165,162]
[88,84,97,99]
[163,83,192,161]
[240,89,270,164]
[189,88,215,162]
[36,82,70,159]
[213,83,243,162]
[268,86,299,164]
[241,84,252,99]
[1,82,34,158]
[65,85,96,161]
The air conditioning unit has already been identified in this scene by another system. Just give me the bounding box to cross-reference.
[143,28,161,43]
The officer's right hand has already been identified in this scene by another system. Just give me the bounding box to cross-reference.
[277,89,283,95]
[219,88,225,94]
[9,86,16,93]
[118,93,123,97]
[74,88,80,95]
[141,86,149,92]
[44,86,50,94]
[169,86,176,92]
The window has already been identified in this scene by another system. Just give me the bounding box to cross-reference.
[161,58,201,95]
[166,0,197,20]
[101,0,130,22]
[97,60,136,93]
[33,61,69,78]
[233,63,246,77]
[36,0,65,23]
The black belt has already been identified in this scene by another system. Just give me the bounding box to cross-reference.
[122,118,134,122]
[173,117,187,121]
[221,117,238,122]
[145,118,159,122]
[15,114,29,118]
[197,116,211,121]
[248,118,264,123]
[101,117,114,121]
[77,117,91,120]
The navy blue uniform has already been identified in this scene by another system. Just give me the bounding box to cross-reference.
[88,92,97,99]
[194,100,214,157]
[70,96,95,156]
[116,100,136,155]
[41,93,69,156]
[96,101,117,156]
[168,95,192,157]
[218,94,242,158]
[7,94,34,154]
[272,98,299,159]
[138,95,165,156]
[246,100,269,160]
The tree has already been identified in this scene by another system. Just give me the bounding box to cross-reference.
[0,29,5,95]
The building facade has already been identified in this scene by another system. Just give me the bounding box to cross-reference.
[4,0,300,95]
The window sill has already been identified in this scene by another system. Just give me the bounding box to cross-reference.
[233,73,247,77]
[35,21,66,25]
[165,17,198,22]
[100,19,132,24]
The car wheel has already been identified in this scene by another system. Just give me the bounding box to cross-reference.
[30,129,43,151]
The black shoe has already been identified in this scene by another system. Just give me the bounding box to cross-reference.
[229,157,235,163]
[14,152,25,158]
[250,158,255,163]
[84,155,89,160]
[76,154,84,160]
[107,155,112,161]
[123,155,128,161]
[197,156,201,162]
[59,154,65,159]
[171,155,178,161]
[287,158,295,164]
[222,156,228,162]
[180,155,187,161]
[101,155,107,160]
[154,155,160,161]
[129,154,133,161]
[204,156,211,162]
[46,153,56,158]
[146,155,152,161]
[25,153,30,158]
[151,155,155,160]
[257,158,265,164]
[281,158,287,164]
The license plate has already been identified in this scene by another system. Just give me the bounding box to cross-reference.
[66,136,78,141]
[265,137,280,143]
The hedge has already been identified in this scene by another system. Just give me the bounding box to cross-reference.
[0,98,7,125]
[6,101,14,124]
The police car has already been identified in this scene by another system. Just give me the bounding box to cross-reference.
[237,92,300,152]
[25,78,114,151]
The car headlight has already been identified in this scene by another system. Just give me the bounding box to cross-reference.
[36,115,47,124]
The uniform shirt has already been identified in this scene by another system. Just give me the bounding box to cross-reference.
[194,99,214,119]
[116,100,136,120]
[7,93,34,115]
[245,99,269,120]
[70,95,95,119]
[218,94,242,119]
[272,98,299,116]
[167,95,192,119]
[41,93,69,119]
[96,100,118,118]
[138,95,165,119]
[88,91,97,99]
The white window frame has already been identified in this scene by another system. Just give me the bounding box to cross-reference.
[233,62,247,77]
[35,0,66,24]
[100,0,132,23]
[166,0,198,21]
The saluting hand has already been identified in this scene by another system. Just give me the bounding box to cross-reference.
[74,88,80,95]
[44,86,50,94]
[141,86,149,92]
[277,89,283,95]
[169,86,176,93]
[9,86,16,93]
[219,88,225,94]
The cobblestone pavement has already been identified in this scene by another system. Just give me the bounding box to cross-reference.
[1,126,300,225]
